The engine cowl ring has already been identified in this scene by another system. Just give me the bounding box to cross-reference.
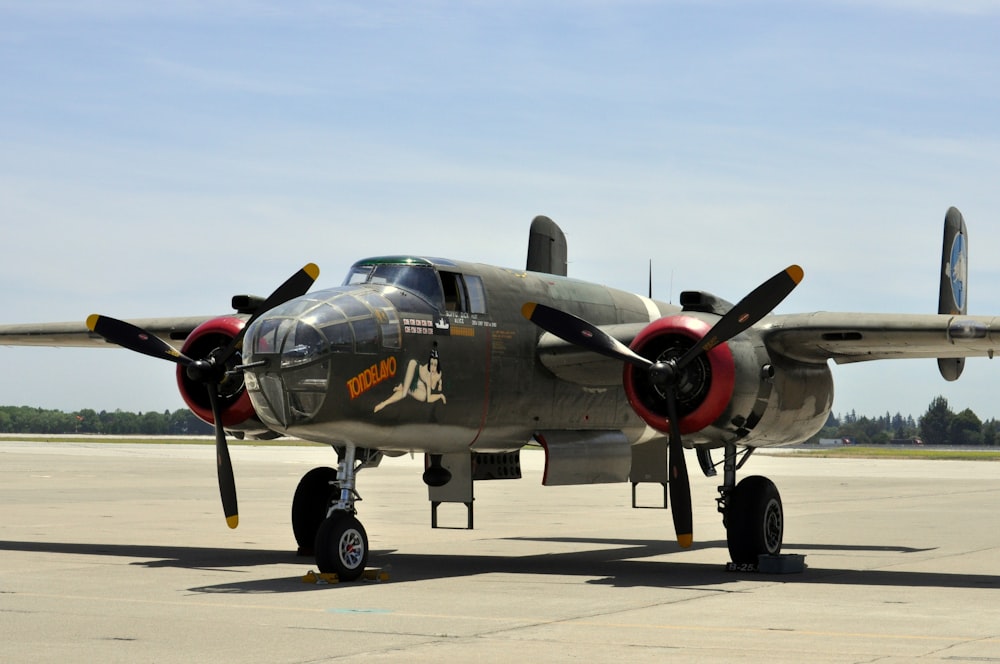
[624,316,736,434]
[176,316,256,428]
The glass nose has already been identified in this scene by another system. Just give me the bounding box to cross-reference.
[240,287,401,429]
[242,316,332,429]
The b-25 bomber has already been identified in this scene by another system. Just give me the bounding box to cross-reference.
[0,209,990,580]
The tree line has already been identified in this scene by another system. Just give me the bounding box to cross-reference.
[0,406,215,436]
[815,395,999,446]
[1,395,995,444]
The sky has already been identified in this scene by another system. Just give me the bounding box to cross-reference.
[2,1,1000,422]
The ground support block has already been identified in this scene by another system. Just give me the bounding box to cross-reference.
[301,568,390,584]
[725,554,806,574]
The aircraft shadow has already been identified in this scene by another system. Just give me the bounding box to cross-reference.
[2,537,996,594]
[366,538,998,592]
[0,539,301,570]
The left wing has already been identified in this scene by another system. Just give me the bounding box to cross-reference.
[0,316,218,349]
[762,312,1000,364]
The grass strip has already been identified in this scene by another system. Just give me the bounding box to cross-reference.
[781,446,1000,461]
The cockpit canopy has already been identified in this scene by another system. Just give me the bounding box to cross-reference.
[344,256,487,314]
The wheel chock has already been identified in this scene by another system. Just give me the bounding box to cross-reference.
[725,553,806,574]
[362,568,390,582]
[301,570,340,584]
[300,568,390,584]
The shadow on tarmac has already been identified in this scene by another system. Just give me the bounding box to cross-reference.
[3,536,997,593]
[0,539,301,569]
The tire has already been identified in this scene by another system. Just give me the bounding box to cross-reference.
[725,475,783,564]
[315,513,369,581]
[291,466,338,554]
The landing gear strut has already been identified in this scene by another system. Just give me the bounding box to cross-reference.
[293,445,381,581]
[716,443,784,564]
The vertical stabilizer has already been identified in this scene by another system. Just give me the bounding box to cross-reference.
[938,206,968,381]
[526,215,568,276]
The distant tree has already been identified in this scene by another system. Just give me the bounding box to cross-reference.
[76,408,99,434]
[168,409,214,435]
[983,419,998,447]
[0,406,215,436]
[919,396,955,444]
[950,408,983,446]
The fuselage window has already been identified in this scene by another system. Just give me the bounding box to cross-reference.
[440,271,467,312]
[465,274,487,314]
[440,271,487,314]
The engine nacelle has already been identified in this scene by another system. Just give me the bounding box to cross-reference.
[624,314,836,446]
[175,316,265,433]
[623,315,737,434]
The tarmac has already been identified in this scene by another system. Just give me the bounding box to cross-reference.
[1,440,999,663]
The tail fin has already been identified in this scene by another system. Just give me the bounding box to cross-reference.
[937,206,968,381]
[526,215,568,276]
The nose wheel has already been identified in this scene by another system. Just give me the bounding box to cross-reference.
[315,513,369,580]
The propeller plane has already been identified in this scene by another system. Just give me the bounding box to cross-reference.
[0,209,990,580]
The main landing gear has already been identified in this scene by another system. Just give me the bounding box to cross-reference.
[714,442,784,564]
[291,445,381,581]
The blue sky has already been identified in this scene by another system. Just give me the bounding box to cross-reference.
[2,1,1000,422]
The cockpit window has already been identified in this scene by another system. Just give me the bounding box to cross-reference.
[343,263,444,309]
[345,265,373,285]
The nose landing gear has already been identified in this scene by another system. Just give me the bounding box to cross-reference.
[292,445,381,581]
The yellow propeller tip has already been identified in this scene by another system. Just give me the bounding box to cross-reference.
[226,515,239,529]
[521,302,537,319]
[787,264,804,284]
[85,314,100,331]
[303,263,320,280]
[677,534,693,548]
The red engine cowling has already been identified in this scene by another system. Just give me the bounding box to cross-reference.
[175,316,258,430]
[623,316,736,434]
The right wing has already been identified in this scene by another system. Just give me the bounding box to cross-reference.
[0,316,219,349]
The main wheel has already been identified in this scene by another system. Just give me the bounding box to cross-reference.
[315,513,369,581]
[725,475,783,564]
[291,466,338,554]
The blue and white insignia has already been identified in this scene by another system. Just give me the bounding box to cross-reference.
[948,232,967,312]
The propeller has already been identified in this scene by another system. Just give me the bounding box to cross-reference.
[522,264,803,547]
[86,263,320,529]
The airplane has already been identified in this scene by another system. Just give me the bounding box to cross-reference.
[0,208,990,581]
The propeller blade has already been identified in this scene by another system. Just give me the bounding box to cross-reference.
[86,314,194,366]
[87,264,319,531]
[208,388,239,529]
[217,263,320,363]
[664,390,693,548]
[521,302,653,369]
[209,264,319,527]
[675,265,802,370]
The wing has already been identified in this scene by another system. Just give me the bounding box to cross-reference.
[762,312,1000,364]
[0,316,218,349]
